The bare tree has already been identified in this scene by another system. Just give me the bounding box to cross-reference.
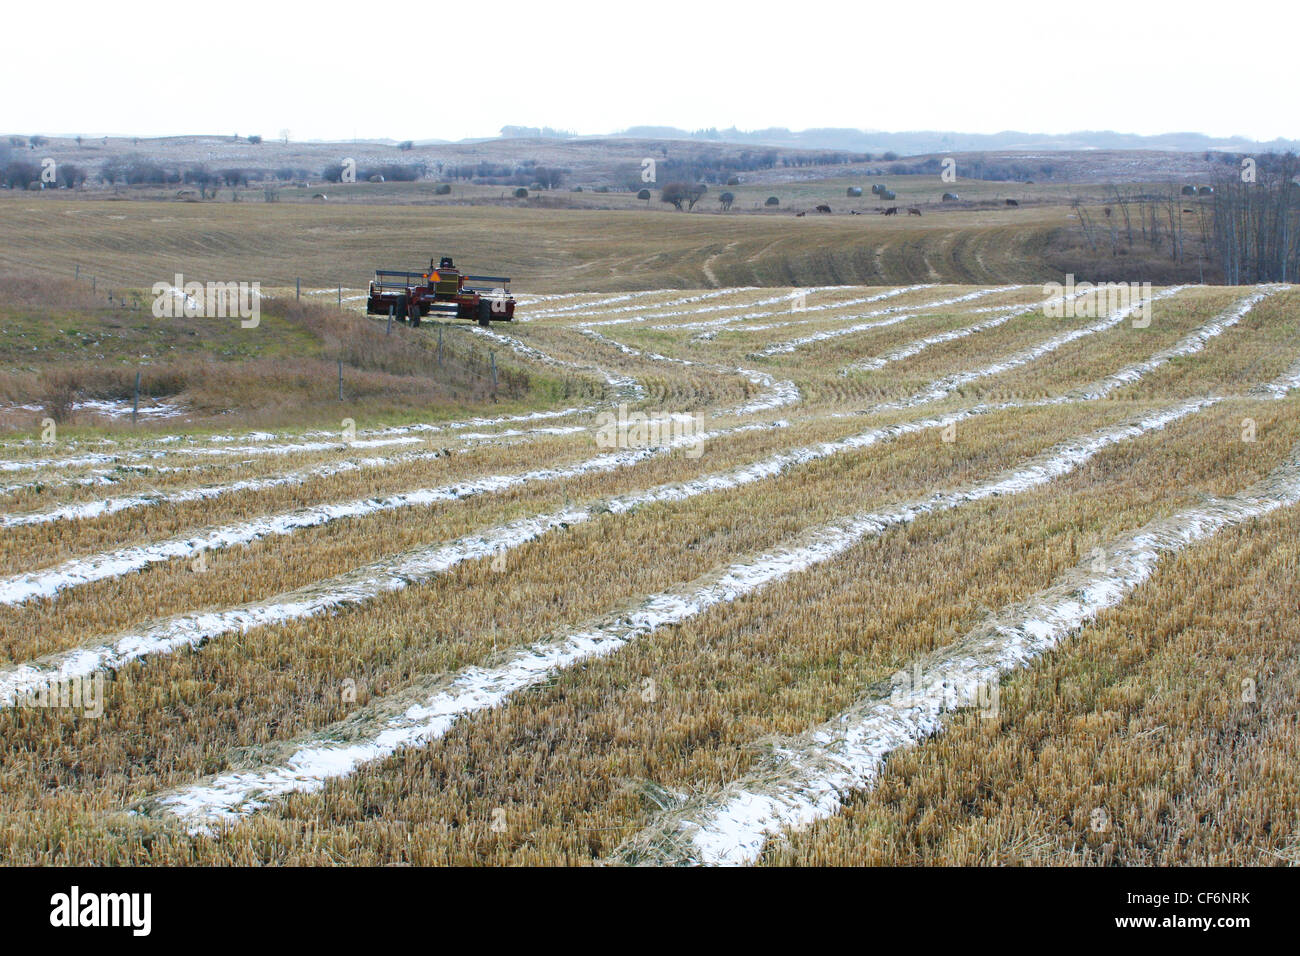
[1210,153,1300,283]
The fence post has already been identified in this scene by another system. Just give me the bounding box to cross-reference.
[131,370,141,425]
[75,264,79,280]
[92,276,96,294]
[437,327,443,366]
[338,359,343,401]
[296,277,301,301]
[490,350,497,396]
[338,285,342,309]
[387,304,393,335]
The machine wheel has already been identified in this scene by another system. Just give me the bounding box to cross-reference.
[409,301,421,328]
[396,293,410,323]
[477,300,493,327]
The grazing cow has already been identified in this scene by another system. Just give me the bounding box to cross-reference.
[1183,208,1195,214]
[907,207,921,216]
[815,204,832,214]
[941,192,959,201]
[1103,207,1112,217]
[796,211,806,217]
[849,209,861,215]
[882,206,898,216]
[312,193,328,201]
[1005,198,1019,207]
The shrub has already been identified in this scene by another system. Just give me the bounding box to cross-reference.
[58,163,87,188]
[514,187,528,198]
[1,160,40,189]
[39,368,79,423]
[765,196,779,206]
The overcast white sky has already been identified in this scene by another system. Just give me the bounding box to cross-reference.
[3,0,1295,142]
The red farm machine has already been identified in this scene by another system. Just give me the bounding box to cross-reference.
[366,256,516,327]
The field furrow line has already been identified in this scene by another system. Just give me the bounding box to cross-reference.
[614,435,1300,866]
[0,404,604,463]
[0,421,782,608]
[1252,354,1300,398]
[840,288,1092,374]
[751,287,1022,357]
[0,435,423,477]
[629,286,852,327]
[0,421,817,700]
[863,286,1188,413]
[461,325,645,401]
[528,287,756,325]
[625,286,874,333]
[0,423,589,503]
[513,289,670,318]
[1065,286,1285,399]
[137,399,1215,831]
[0,425,589,530]
[700,285,1033,341]
[675,285,941,338]
[573,327,801,417]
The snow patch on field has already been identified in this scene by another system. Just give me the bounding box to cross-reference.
[1255,361,1300,398]
[0,422,793,701]
[699,285,1023,340]
[574,327,800,416]
[620,431,1300,865]
[548,288,757,326]
[753,287,1020,357]
[464,325,644,401]
[517,289,668,319]
[0,419,778,607]
[1067,286,1283,400]
[866,287,1187,413]
[138,400,1213,830]
[841,289,1090,374]
[636,287,846,327]
[0,425,588,529]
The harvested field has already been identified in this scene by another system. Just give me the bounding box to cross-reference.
[1,279,1297,867]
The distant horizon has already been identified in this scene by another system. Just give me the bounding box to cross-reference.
[9,126,1298,150]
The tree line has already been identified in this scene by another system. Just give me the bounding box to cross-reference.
[1209,152,1300,283]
